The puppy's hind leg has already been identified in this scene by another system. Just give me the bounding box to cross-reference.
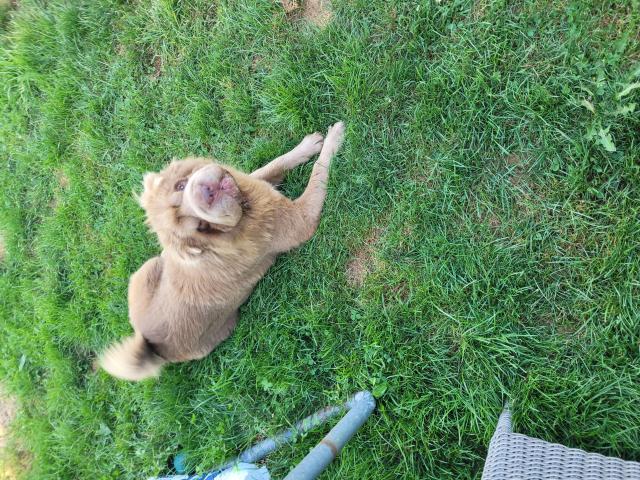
[250,132,324,185]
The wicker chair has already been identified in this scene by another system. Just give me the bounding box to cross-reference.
[482,406,640,479]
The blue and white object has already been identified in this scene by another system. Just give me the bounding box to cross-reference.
[150,463,269,480]
[148,391,375,480]
[216,463,270,480]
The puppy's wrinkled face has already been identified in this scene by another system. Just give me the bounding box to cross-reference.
[139,158,243,244]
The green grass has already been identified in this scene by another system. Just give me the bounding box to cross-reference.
[1,0,639,478]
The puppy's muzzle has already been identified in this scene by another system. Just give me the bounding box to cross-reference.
[184,165,242,228]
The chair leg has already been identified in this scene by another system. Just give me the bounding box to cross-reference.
[495,403,512,434]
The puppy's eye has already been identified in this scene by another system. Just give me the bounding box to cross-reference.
[174,179,187,191]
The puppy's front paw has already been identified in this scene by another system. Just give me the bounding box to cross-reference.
[323,121,345,156]
[296,132,324,157]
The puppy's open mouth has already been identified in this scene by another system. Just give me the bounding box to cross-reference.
[196,220,216,234]
[196,219,238,234]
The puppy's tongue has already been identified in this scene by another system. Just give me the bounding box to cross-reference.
[220,174,239,196]
[220,175,232,189]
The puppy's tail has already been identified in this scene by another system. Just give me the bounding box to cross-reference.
[98,333,165,381]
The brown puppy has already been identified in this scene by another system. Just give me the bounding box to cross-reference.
[99,122,345,380]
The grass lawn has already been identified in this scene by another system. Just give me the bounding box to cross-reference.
[1,0,639,478]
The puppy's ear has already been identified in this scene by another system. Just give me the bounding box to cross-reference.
[137,173,164,208]
[143,172,164,191]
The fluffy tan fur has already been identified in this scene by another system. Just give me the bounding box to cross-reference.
[99,122,345,381]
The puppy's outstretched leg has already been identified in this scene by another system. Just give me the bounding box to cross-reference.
[273,122,345,252]
[250,132,324,185]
